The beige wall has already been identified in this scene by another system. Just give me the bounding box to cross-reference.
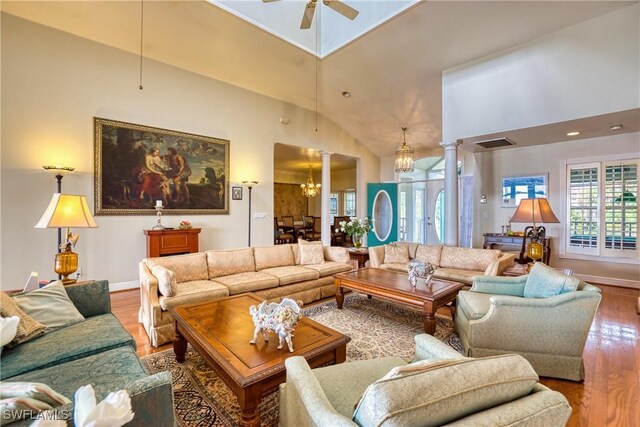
[0,14,380,290]
[472,132,639,287]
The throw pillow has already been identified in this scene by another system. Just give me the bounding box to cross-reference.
[13,281,84,332]
[0,383,71,407]
[0,292,46,348]
[353,354,538,427]
[384,243,410,263]
[151,265,177,297]
[524,262,581,298]
[0,316,20,355]
[298,239,325,265]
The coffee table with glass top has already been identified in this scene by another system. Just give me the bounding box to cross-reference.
[334,268,464,335]
[172,293,350,427]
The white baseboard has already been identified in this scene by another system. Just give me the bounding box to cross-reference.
[575,274,639,289]
[109,280,140,292]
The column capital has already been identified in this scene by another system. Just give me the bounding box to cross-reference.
[440,140,462,150]
[319,150,333,157]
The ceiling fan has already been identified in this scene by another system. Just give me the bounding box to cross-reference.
[263,0,359,29]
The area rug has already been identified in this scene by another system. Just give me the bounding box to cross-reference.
[142,293,463,427]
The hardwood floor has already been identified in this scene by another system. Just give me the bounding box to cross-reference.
[111,285,640,427]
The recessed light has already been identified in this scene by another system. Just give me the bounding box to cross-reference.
[566,131,581,136]
[341,91,351,98]
[610,124,623,131]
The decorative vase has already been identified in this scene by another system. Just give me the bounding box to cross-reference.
[352,232,363,249]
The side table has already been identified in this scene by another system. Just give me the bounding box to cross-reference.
[348,248,369,269]
[503,265,573,277]
[144,228,201,258]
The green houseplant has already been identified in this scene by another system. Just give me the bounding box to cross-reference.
[339,216,373,249]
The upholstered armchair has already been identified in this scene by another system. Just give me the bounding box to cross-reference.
[455,262,602,381]
[279,334,571,426]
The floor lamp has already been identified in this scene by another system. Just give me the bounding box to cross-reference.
[242,181,258,247]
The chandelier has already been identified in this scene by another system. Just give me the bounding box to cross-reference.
[301,165,321,198]
[394,127,414,173]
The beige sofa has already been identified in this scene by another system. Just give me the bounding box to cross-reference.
[369,242,514,285]
[138,244,352,346]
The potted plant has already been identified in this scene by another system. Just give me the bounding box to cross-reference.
[178,220,192,230]
[339,216,373,249]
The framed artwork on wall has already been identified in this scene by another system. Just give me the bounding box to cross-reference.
[501,174,548,208]
[232,186,243,200]
[94,117,230,215]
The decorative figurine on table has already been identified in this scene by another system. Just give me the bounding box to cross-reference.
[249,298,303,352]
[407,260,435,288]
[178,220,192,229]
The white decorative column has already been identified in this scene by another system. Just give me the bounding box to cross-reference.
[320,151,332,246]
[440,140,461,246]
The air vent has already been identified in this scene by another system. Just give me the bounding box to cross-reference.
[475,138,515,149]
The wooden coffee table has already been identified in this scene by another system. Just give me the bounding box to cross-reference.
[172,293,350,427]
[334,268,464,335]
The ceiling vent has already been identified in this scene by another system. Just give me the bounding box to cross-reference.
[474,137,515,149]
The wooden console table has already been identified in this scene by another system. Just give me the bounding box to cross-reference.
[483,233,551,265]
[144,228,201,258]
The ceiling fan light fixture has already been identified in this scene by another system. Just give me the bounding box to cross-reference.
[395,127,414,173]
[301,165,322,197]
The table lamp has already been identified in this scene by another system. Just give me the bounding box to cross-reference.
[35,194,98,284]
[510,198,560,267]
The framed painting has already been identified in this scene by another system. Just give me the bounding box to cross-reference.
[94,117,229,215]
[232,186,243,200]
[501,174,548,208]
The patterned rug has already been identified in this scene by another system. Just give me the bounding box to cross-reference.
[142,293,463,426]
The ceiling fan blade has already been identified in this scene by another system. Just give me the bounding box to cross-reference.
[324,0,359,20]
[300,1,316,29]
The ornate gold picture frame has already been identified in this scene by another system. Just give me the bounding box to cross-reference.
[94,117,230,215]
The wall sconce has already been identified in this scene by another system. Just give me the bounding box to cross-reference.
[480,194,487,204]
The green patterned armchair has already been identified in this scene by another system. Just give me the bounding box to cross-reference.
[279,334,571,426]
[455,262,601,381]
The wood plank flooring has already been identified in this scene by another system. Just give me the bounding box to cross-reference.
[111,285,640,427]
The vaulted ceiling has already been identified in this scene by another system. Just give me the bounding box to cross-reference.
[2,1,633,157]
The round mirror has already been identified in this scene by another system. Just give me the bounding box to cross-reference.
[373,190,393,241]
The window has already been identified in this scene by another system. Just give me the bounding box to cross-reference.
[329,193,338,222]
[344,191,356,216]
[565,158,638,261]
[434,190,445,243]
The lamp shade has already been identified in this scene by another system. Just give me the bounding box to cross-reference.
[35,194,98,229]
[510,198,560,224]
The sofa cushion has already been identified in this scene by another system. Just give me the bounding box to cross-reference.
[0,292,46,348]
[254,245,295,270]
[158,280,230,310]
[457,290,492,320]
[206,248,255,279]
[13,282,85,332]
[353,354,539,427]
[259,266,319,286]
[151,265,177,297]
[440,247,501,271]
[524,262,581,298]
[303,261,352,277]
[433,267,484,285]
[146,253,208,283]
[212,272,279,295]
[8,347,148,402]
[312,356,406,419]
[1,314,135,380]
[380,263,408,272]
[290,244,301,265]
[415,244,443,267]
[384,244,410,263]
